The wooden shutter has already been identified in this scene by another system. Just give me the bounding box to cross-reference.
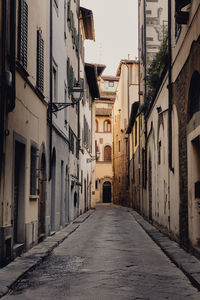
[37,30,44,91]
[17,0,28,68]
[104,146,111,161]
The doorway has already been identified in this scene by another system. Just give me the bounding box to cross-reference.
[38,153,46,239]
[51,149,56,232]
[14,141,25,245]
[103,181,111,203]
[149,155,152,221]
[65,166,69,224]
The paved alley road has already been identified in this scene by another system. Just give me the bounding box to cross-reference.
[3,205,200,300]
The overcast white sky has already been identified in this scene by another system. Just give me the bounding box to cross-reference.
[80,0,138,76]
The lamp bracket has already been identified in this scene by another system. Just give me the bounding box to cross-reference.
[48,102,76,113]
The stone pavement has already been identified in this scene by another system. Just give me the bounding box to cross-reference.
[1,206,200,299]
[130,209,200,291]
[0,210,93,298]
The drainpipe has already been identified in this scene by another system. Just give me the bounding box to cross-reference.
[138,0,141,211]
[144,0,148,191]
[49,0,53,180]
[168,0,174,173]
[77,0,80,212]
[0,0,6,178]
[124,62,130,192]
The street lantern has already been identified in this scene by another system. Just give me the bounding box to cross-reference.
[71,82,84,103]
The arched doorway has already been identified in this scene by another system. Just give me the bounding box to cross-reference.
[38,153,46,240]
[65,166,69,224]
[103,181,111,203]
[51,148,56,232]
[148,153,152,221]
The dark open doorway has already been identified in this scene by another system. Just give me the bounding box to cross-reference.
[103,181,111,203]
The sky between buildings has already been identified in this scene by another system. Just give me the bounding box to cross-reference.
[80,0,138,76]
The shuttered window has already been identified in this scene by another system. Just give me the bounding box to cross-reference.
[69,127,74,154]
[17,0,28,69]
[36,30,44,92]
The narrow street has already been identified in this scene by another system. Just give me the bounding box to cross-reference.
[3,206,200,300]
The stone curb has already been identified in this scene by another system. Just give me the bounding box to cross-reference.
[0,209,94,298]
[130,210,200,291]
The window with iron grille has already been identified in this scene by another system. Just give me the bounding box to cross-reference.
[17,0,28,69]
[30,146,37,195]
[83,116,89,149]
[76,139,79,158]
[36,30,44,92]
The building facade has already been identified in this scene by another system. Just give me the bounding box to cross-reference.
[137,0,200,250]
[95,75,118,204]
[0,0,49,265]
[113,60,138,207]
[0,0,97,266]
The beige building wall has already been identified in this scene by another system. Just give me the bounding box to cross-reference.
[170,1,200,246]
[3,0,49,254]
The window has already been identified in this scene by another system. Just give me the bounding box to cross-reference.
[142,148,146,188]
[69,127,74,154]
[108,81,114,87]
[126,139,128,155]
[132,154,135,184]
[95,180,98,189]
[175,22,181,40]
[17,0,28,69]
[64,85,68,122]
[119,141,120,152]
[104,145,111,161]
[81,170,83,193]
[30,146,37,195]
[188,71,200,121]
[158,141,161,165]
[36,30,44,92]
[64,2,67,39]
[135,120,137,146]
[104,120,111,132]
[53,64,57,102]
[95,120,98,132]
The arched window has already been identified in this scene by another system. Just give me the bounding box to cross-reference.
[188,71,200,121]
[104,145,111,161]
[95,120,98,132]
[104,120,111,132]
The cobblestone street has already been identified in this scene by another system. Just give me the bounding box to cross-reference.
[2,206,200,300]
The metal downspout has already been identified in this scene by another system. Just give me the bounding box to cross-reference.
[77,0,80,211]
[168,0,174,173]
[0,0,6,179]
[49,0,53,180]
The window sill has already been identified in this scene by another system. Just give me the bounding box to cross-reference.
[29,195,39,201]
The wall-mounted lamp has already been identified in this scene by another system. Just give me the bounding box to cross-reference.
[156,106,162,113]
[86,151,100,163]
[48,81,84,113]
